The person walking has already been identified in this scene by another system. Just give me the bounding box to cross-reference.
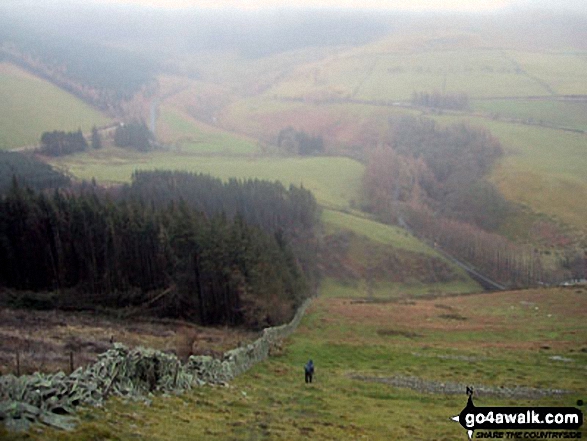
[304,359,314,384]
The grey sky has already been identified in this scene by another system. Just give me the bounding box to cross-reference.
[22,0,586,13]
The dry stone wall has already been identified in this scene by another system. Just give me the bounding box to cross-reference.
[0,298,312,433]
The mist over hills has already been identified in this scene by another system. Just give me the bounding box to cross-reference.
[2,1,586,107]
[2,2,587,59]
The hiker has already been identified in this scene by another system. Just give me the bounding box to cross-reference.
[304,359,314,383]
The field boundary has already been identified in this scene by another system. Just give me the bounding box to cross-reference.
[0,298,313,432]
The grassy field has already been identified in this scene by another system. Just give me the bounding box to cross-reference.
[48,147,364,210]
[222,94,587,237]
[0,63,110,150]
[322,209,435,256]
[157,106,260,155]
[213,43,587,239]
[262,48,587,102]
[10,286,585,441]
[319,277,481,300]
[509,51,587,96]
[321,210,481,299]
[473,99,587,132]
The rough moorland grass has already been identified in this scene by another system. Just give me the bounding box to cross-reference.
[0,63,110,150]
[319,277,481,300]
[13,287,586,441]
[48,147,365,210]
[222,95,419,146]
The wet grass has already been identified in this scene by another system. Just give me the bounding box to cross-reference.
[0,63,110,150]
[9,287,586,441]
[49,147,364,210]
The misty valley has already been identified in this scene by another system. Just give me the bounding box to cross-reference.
[0,1,586,440]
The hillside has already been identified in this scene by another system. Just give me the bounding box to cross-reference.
[40,22,586,284]
[0,63,110,150]
[1,6,586,439]
[200,34,587,248]
[6,286,585,440]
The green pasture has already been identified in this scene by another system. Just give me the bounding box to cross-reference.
[265,53,380,100]
[0,63,110,150]
[486,122,587,234]
[473,99,587,131]
[322,209,435,256]
[15,287,586,441]
[356,50,550,101]
[509,51,587,96]
[265,49,582,102]
[158,106,259,155]
[48,148,364,210]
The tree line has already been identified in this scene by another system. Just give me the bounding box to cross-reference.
[37,122,153,157]
[361,115,579,287]
[362,116,508,231]
[123,171,319,234]
[277,127,325,156]
[114,122,154,151]
[121,171,321,286]
[411,91,470,110]
[0,151,70,192]
[0,172,319,328]
[37,127,104,157]
[402,205,554,287]
[38,130,88,157]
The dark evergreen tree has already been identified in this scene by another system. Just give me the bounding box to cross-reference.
[0,151,70,192]
[39,129,88,156]
[114,121,153,151]
[91,126,102,149]
[277,127,324,156]
[0,174,316,328]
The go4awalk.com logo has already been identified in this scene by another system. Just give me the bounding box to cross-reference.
[451,390,584,440]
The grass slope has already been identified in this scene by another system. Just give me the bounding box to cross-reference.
[322,209,434,255]
[13,286,586,440]
[0,63,110,150]
[263,48,587,102]
[321,209,481,298]
[48,147,364,210]
[158,106,259,155]
[473,99,587,132]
